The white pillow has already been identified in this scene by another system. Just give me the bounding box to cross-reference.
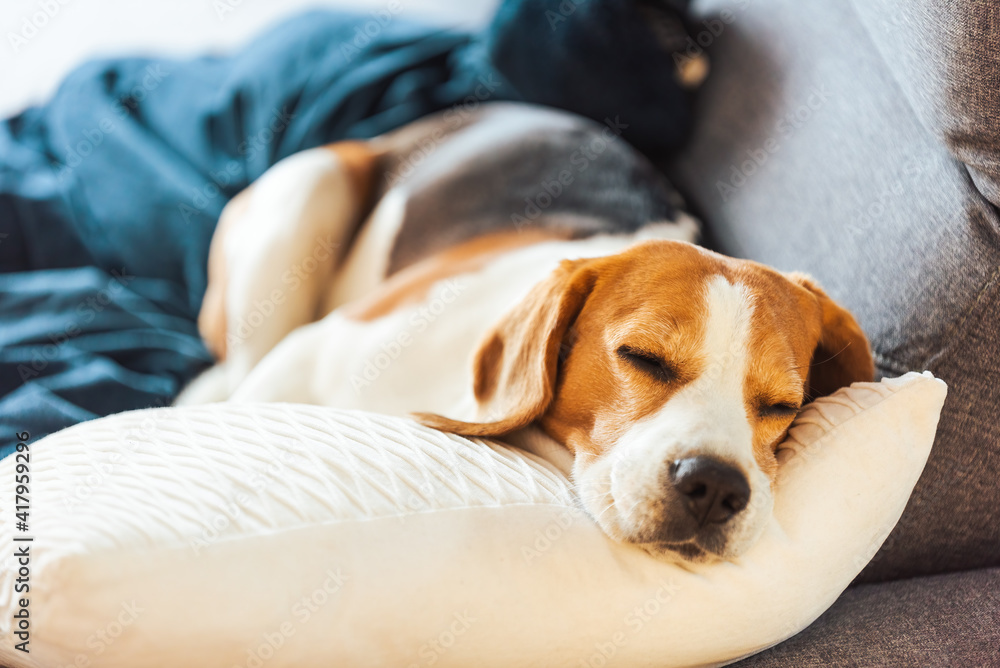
[0,371,946,668]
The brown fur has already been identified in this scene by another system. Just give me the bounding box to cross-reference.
[415,257,598,436]
[787,273,875,401]
[418,241,874,482]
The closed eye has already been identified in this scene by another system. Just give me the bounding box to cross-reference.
[758,402,800,419]
[617,345,676,383]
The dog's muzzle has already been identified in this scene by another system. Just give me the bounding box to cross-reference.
[640,456,752,560]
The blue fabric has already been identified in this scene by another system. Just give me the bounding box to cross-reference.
[0,2,694,457]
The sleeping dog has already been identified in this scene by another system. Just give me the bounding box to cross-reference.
[179,102,874,563]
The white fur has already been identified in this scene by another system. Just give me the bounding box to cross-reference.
[228,227,693,418]
[176,148,363,405]
[224,149,358,388]
[324,188,410,311]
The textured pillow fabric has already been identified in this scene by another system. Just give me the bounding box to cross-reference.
[0,372,944,668]
[669,0,1000,582]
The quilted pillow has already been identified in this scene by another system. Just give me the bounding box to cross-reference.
[0,372,945,667]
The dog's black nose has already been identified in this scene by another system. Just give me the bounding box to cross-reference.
[670,457,750,526]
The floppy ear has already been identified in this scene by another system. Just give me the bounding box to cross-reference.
[416,258,597,437]
[789,273,875,400]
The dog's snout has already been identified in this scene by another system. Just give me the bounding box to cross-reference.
[669,457,750,526]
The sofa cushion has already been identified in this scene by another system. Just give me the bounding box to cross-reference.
[733,566,1000,666]
[668,0,1000,582]
[849,0,1000,209]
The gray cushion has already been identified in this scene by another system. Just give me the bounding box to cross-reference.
[849,0,1000,209]
[732,567,1000,666]
[666,0,1000,581]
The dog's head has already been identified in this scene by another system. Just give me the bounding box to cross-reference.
[419,240,873,562]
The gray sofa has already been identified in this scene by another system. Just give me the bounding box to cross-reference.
[665,0,1000,664]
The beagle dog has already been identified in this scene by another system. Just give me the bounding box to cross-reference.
[179,102,874,563]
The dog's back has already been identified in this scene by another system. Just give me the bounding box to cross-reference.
[182,103,696,406]
[329,103,683,306]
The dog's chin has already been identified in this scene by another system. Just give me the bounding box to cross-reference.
[583,501,735,565]
[635,540,721,565]
[580,492,758,565]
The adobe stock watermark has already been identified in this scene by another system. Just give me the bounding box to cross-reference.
[850,525,897,575]
[350,277,467,391]
[521,508,584,564]
[211,0,247,21]
[7,0,75,53]
[510,115,630,230]
[178,106,296,224]
[670,0,755,73]
[61,446,136,512]
[856,456,956,571]
[225,235,339,351]
[17,268,137,384]
[61,410,173,512]
[188,449,300,556]
[384,73,503,187]
[846,155,927,238]
[337,1,405,63]
[214,0,405,60]
[55,65,171,183]
[392,480,439,522]
[546,0,591,30]
[235,568,350,668]
[715,85,833,202]
[578,578,681,668]
[405,611,477,668]
[58,600,144,668]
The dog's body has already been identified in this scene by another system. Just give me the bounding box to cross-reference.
[180,102,874,563]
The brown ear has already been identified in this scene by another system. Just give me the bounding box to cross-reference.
[416,258,597,437]
[789,273,875,399]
